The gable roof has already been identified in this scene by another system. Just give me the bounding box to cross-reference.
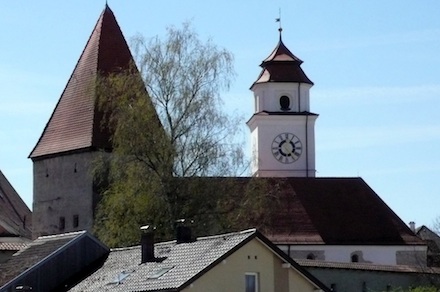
[29,5,135,160]
[241,177,423,246]
[0,231,109,292]
[0,170,31,238]
[251,35,313,88]
[416,225,440,258]
[69,229,330,292]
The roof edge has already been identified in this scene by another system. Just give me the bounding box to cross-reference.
[177,229,258,291]
[0,231,109,290]
[254,230,331,292]
[28,6,109,160]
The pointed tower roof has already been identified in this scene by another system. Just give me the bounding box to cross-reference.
[29,5,135,159]
[0,170,32,238]
[251,33,313,88]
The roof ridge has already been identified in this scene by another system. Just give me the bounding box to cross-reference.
[196,228,257,241]
[36,230,86,240]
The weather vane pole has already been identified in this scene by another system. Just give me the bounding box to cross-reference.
[276,8,282,39]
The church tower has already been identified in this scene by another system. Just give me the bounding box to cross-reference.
[247,29,318,177]
[29,5,139,237]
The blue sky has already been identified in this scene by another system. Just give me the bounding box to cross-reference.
[1,1,440,228]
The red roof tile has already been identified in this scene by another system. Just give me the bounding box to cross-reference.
[251,37,313,87]
[0,170,32,238]
[254,177,423,246]
[29,5,135,159]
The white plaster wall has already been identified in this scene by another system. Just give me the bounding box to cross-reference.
[278,244,427,266]
[247,114,317,177]
[252,82,312,113]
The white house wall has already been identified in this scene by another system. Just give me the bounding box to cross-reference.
[277,244,427,266]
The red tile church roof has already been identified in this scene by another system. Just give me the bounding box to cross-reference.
[257,177,422,246]
[29,5,134,159]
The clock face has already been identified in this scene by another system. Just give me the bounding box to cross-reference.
[271,133,302,164]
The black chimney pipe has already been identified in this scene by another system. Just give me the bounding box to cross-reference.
[175,219,193,243]
[140,225,155,263]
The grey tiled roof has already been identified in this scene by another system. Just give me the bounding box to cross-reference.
[0,232,85,286]
[69,230,255,292]
[0,241,28,251]
[0,231,109,292]
[70,229,330,292]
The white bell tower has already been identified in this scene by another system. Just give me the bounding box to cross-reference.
[247,29,318,177]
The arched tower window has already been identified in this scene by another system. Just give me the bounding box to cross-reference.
[306,253,315,260]
[351,254,359,263]
[279,95,290,111]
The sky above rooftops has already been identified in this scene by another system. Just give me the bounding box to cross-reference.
[1,1,440,228]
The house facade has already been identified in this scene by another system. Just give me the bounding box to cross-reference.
[0,229,330,292]
[69,229,330,292]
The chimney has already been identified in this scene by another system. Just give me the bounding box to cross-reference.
[409,221,416,233]
[140,225,155,263]
[175,219,193,243]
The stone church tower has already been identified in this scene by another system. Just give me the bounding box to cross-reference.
[29,5,138,237]
[247,30,318,177]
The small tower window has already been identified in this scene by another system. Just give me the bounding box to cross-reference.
[73,215,79,228]
[59,217,65,231]
[351,254,359,262]
[279,95,290,111]
[306,253,316,260]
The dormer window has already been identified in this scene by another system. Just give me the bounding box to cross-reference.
[279,95,290,111]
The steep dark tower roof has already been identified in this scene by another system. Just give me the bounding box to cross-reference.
[251,33,313,87]
[0,170,32,238]
[29,5,135,159]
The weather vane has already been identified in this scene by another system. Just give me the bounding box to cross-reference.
[275,8,283,38]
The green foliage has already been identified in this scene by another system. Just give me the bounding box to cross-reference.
[132,22,242,177]
[92,23,263,247]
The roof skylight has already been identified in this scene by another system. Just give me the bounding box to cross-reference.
[147,266,174,279]
[107,270,133,285]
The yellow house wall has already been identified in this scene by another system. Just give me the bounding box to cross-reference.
[288,267,319,291]
[182,238,319,292]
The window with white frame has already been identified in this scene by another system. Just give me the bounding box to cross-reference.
[245,272,258,292]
